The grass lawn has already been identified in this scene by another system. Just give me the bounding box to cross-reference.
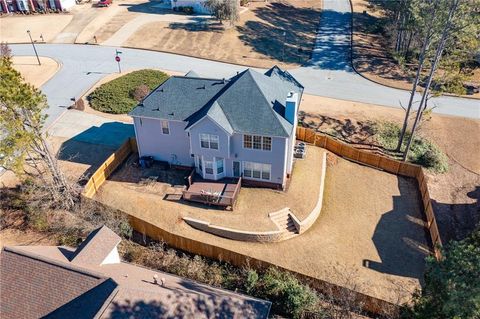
[88,69,169,114]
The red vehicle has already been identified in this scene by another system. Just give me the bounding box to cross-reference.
[97,0,112,7]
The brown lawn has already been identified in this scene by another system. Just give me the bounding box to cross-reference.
[123,0,322,68]
[95,145,325,232]
[299,94,480,242]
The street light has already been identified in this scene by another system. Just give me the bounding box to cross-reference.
[26,30,41,66]
[282,31,287,62]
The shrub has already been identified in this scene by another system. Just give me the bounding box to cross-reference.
[374,121,448,173]
[182,6,194,14]
[257,268,319,319]
[88,69,169,114]
[130,84,150,102]
[404,227,480,318]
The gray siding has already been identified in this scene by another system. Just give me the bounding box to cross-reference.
[189,117,230,159]
[229,133,288,185]
[133,117,193,166]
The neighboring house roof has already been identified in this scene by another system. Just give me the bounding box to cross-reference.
[129,66,304,137]
[71,225,121,266]
[0,226,271,319]
[0,247,117,319]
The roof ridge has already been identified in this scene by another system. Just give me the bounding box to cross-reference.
[208,100,234,131]
[2,246,109,280]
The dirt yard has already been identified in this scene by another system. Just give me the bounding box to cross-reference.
[0,228,57,248]
[96,145,325,232]
[120,0,321,68]
[351,0,479,99]
[12,56,60,88]
[0,15,73,43]
[299,94,480,243]
[94,149,428,304]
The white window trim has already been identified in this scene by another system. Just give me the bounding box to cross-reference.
[242,161,271,181]
[199,133,219,150]
[242,134,272,152]
[161,120,170,135]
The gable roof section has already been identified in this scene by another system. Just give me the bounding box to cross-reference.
[129,76,228,121]
[129,67,303,137]
[0,247,117,319]
[70,226,121,266]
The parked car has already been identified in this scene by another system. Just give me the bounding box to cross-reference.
[97,0,112,7]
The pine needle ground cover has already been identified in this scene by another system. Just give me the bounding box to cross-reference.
[88,69,169,114]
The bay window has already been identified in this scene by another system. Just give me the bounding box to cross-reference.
[216,158,224,174]
[204,161,214,174]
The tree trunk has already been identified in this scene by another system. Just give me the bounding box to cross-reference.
[403,0,459,161]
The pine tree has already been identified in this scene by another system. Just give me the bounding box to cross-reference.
[0,43,76,208]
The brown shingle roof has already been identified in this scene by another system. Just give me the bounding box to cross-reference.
[0,247,118,319]
[70,226,121,266]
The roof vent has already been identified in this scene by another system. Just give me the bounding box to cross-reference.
[223,78,226,84]
[287,91,294,98]
[160,88,164,92]
[154,107,160,111]
[169,112,174,116]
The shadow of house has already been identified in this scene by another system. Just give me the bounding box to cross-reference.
[433,186,480,243]
[56,122,134,183]
[363,176,431,281]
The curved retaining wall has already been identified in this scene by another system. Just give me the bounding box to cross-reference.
[183,152,327,242]
[183,217,284,242]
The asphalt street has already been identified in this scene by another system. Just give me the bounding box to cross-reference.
[8,0,480,128]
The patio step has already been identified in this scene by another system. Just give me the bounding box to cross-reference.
[269,208,299,241]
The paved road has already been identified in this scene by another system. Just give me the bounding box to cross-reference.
[9,0,480,128]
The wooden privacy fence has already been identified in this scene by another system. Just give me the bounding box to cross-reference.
[128,213,399,316]
[296,127,443,259]
[83,138,137,199]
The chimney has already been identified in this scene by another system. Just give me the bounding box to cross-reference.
[285,91,298,125]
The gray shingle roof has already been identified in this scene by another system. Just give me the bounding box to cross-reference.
[129,66,304,137]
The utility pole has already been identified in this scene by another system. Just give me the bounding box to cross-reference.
[27,30,41,66]
[115,49,122,73]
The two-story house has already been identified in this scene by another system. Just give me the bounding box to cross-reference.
[129,66,304,190]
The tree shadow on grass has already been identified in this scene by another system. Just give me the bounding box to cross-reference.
[236,3,320,65]
[107,284,269,318]
[363,177,431,280]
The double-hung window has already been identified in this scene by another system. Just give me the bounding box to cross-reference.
[204,161,214,174]
[161,121,169,134]
[200,134,219,150]
[243,135,272,151]
[216,158,224,174]
[243,162,271,181]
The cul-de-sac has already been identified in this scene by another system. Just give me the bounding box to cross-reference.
[1,0,479,318]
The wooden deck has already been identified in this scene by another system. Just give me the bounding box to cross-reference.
[183,174,242,208]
